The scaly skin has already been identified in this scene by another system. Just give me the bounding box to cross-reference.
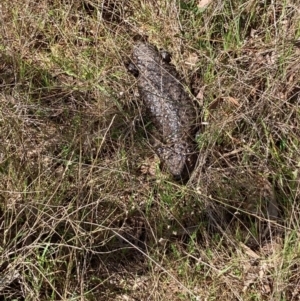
[130,42,197,180]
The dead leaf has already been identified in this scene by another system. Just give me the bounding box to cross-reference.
[262,284,271,294]
[185,52,199,66]
[198,0,213,9]
[208,98,223,110]
[224,96,240,107]
[140,155,159,176]
[239,242,260,259]
[196,87,205,106]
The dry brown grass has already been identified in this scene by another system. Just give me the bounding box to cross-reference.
[0,0,300,300]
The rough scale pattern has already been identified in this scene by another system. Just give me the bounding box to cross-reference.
[129,41,197,180]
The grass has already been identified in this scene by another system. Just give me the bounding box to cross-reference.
[0,0,300,300]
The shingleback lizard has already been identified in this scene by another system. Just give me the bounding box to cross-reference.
[127,41,197,180]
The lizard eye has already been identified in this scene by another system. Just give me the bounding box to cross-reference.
[159,49,172,63]
[125,62,139,77]
[173,174,182,181]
